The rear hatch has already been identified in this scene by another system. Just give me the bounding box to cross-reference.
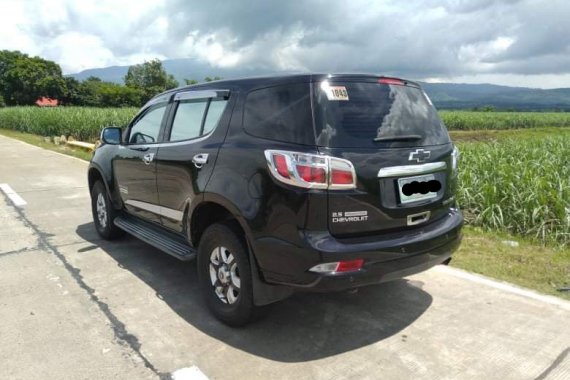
[313,77,456,237]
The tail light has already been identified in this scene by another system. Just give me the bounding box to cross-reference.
[265,150,356,189]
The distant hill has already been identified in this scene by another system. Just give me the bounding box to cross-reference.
[69,59,570,111]
[421,82,570,111]
[70,58,266,85]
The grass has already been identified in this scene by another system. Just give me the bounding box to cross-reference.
[452,227,569,300]
[0,128,93,161]
[455,132,570,247]
[0,107,569,143]
[0,108,568,299]
[0,106,137,142]
[450,126,570,142]
[440,110,570,130]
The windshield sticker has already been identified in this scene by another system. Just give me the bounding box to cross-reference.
[325,86,349,101]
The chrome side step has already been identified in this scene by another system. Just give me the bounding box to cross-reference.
[114,215,196,261]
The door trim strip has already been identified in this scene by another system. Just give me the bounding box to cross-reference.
[125,200,184,222]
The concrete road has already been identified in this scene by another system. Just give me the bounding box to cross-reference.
[0,134,569,380]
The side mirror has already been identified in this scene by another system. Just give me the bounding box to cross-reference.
[101,127,122,145]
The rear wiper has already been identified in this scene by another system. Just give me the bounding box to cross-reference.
[373,134,422,142]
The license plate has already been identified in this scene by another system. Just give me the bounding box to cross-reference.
[397,174,438,204]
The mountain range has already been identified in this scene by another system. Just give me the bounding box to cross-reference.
[70,59,570,111]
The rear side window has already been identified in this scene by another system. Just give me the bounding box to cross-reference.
[313,82,450,148]
[203,99,228,135]
[169,98,228,142]
[243,83,314,145]
[170,101,208,141]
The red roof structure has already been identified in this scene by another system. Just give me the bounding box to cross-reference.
[35,97,59,107]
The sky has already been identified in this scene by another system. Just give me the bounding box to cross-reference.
[1,0,569,88]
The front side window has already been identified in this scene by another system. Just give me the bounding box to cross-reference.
[129,105,166,144]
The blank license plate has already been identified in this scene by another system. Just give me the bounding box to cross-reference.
[397,174,438,204]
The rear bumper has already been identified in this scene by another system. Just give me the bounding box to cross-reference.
[256,208,463,291]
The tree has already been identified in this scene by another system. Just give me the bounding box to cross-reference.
[184,78,198,85]
[61,77,81,105]
[204,76,222,82]
[0,50,67,105]
[98,82,143,107]
[124,59,178,102]
[73,77,143,107]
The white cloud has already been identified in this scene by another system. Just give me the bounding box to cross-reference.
[43,32,115,72]
[0,0,569,88]
[0,1,39,54]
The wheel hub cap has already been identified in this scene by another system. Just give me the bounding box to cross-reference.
[218,266,231,284]
[209,246,240,304]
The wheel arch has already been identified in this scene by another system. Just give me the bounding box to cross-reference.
[190,195,293,306]
[88,163,122,209]
[189,196,251,248]
[88,165,108,193]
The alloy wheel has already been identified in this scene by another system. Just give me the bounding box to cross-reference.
[209,246,241,304]
[96,193,107,228]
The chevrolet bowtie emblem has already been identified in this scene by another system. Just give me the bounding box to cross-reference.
[409,149,431,163]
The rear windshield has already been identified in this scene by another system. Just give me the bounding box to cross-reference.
[313,81,450,148]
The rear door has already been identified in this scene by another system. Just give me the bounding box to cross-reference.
[114,103,168,224]
[155,90,232,232]
[313,78,455,237]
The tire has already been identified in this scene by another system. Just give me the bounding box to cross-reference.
[91,180,125,240]
[197,223,259,326]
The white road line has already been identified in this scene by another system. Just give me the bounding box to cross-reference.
[171,366,210,380]
[0,183,27,208]
[434,265,570,311]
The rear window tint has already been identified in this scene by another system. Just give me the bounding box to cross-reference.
[243,83,314,145]
[313,82,450,148]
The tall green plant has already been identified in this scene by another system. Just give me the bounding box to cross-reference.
[124,59,178,103]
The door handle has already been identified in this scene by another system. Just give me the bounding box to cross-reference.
[131,146,149,152]
[142,153,155,165]
[192,153,209,169]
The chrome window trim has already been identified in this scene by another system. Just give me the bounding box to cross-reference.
[154,132,213,148]
[174,89,230,101]
[377,162,447,178]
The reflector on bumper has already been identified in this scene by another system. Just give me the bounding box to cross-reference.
[309,259,364,274]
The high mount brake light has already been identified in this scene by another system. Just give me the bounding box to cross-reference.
[378,77,405,86]
[264,150,356,189]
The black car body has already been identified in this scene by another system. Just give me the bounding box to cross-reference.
[88,74,463,325]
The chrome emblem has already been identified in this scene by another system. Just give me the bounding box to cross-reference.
[409,149,431,163]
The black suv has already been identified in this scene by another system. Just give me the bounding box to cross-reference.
[88,74,463,325]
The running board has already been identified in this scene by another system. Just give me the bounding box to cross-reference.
[114,215,196,261]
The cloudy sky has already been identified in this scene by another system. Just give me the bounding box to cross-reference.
[1,0,569,88]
